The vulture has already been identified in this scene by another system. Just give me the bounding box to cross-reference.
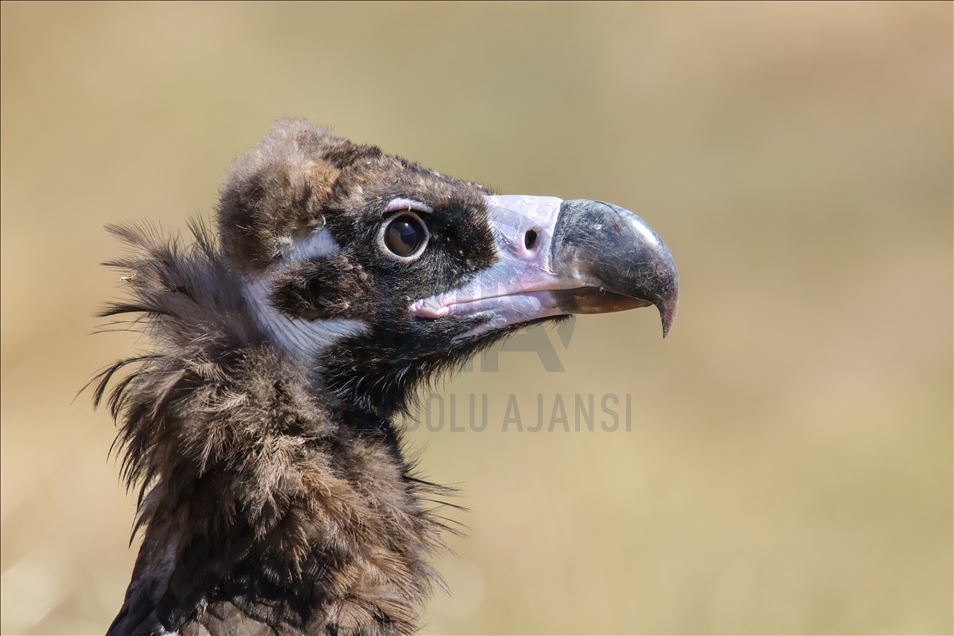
[92,119,678,635]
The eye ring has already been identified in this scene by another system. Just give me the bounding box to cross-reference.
[377,211,430,261]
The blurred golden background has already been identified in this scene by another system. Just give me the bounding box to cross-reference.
[1,2,951,634]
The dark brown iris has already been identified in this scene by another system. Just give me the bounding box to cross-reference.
[383,213,427,258]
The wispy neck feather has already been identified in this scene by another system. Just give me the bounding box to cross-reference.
[92,222,452,636]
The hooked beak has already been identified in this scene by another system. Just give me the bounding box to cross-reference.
[410,195,679,337]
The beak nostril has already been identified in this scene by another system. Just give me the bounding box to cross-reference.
[524,228,539,251]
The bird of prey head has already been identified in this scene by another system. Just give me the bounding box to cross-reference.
[94,119,678,635]
[219,120,677,415]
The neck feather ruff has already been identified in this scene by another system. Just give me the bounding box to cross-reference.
[92,223,452,636]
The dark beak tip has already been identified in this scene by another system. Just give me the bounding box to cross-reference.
[657,294,678,339]
[551,198,679,338]
[656,254,679,339]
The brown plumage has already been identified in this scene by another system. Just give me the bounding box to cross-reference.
[93,119,678,635]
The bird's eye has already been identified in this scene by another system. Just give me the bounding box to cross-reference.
[379,212,429,260]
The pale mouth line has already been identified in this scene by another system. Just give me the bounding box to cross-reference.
[410,290,560,319]
[410,287,634,320]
